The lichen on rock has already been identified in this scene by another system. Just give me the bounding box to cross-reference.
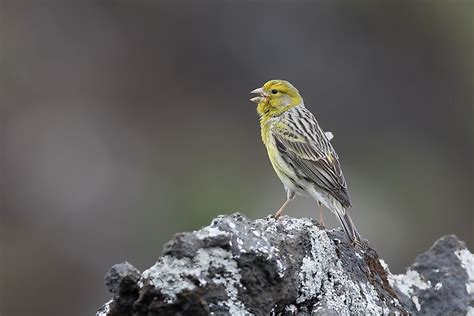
[97,214,472,316]
[385,235,473,315]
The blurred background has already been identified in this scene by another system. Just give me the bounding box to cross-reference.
[0,1,472,315]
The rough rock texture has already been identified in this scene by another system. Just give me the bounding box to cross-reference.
[97,213,473,316]
[388,235,473,315]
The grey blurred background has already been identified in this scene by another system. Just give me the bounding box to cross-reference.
[0,1,472,315]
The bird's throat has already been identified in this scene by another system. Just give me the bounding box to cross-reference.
[256,100,271,117]
[258,108,274,145]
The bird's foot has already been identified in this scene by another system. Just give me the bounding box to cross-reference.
[351,239,364,248]
[267,212,282,220]
[272,212,283,219]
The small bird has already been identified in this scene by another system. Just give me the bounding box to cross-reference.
[250,79,360,243]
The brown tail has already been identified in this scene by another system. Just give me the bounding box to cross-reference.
[336,210,360,243]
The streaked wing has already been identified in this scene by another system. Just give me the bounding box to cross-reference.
[272,108,351,207]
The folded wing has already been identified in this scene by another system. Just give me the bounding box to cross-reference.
[272,112,351,208]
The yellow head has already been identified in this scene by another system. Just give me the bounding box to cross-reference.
[250,80,303,117]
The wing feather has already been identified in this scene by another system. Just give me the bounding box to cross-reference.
[272,108,351,207]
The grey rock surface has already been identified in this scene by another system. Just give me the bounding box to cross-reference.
[97,213,473,316]
[388,235,473,315]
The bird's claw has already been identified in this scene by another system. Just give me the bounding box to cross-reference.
[351,239,364,248]
[273,213,282,220]
[267,213,281,220]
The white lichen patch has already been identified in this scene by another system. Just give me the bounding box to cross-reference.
[227,219,283,266]
[141,248,249,314]
[379,259,389,273]
[285,304,297,313]
[195,226,230,239]
[467,306,474,316]
[96,300,112,316]
[275,259,285,277]
[454,248,474,297]
[389,269,431,311]
[297,229,332,303]
[142,256,197,301]
[227,221,236,230]
[412,296,421,312]
[294,221,389,315]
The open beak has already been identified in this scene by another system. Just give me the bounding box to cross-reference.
[250,87,268,103]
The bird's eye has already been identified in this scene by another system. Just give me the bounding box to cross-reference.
[271,89,278,94]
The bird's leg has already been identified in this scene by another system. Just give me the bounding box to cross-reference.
[274,191,295,219]
[274,199,291,219]
[318,202,325,226]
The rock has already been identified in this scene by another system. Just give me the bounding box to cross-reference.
[388,235,473,315]
[101,262,141,316]
[96,213,473,315]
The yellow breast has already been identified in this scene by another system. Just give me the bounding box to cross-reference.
[259,114,274,146]
[260,119,298,191]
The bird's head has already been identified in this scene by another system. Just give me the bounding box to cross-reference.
[250,79,303,117]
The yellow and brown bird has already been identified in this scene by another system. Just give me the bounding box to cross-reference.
[250,79,360,243]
